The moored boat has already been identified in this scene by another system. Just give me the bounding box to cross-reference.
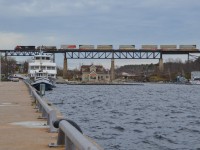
[31,72,54,91]
[189,71,200,85]
[28,53,57,91]
[189,77,200,85]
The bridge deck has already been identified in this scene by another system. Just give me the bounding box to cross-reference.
[0,81,63,150]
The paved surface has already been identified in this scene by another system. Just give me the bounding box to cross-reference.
[0,81,63,150]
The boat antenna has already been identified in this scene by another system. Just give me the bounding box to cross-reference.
[40,45,42,54]
[40,45,42,71]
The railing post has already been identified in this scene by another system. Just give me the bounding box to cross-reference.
[49,110,57,132]
[40,84,45,96]
[41,107,48,118]
[57,128,65,145]
[65,136,74,150]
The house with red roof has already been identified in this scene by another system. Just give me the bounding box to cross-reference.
[81,64,110,82]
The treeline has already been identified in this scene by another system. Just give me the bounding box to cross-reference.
[1,56,17,75]
[0,56,28,77]
[1,55,200,82]
[115,57,200,82]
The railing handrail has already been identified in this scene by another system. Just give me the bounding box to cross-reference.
[24,80,103,149]
[24,80,53,113]
[59,120,100,150]
[24,80,57,132]
[32,89,53,113]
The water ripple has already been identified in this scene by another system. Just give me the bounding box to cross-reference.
[45,83,200,150]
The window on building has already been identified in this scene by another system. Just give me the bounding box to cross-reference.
[90,66,96,72]
[91,76,96,79]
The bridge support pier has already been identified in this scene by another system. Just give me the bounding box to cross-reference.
[5,53,8,79]
[63,54,68,79]
[110,59,115,82]
[159,58,164,72]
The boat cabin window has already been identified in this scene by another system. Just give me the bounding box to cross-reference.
[35,56,50,60]
[49,74,55,77]
[194,78,200,80]
[37,73,47,77]
[47,66,56,70]
[31,66,39,69]
[41,66,46,70]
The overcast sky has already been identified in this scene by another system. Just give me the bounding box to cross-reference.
[1,0,200,68]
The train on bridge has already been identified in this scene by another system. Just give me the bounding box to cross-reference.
[13,44,199,52]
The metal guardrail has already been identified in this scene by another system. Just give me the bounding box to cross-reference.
[50,120,101,150]
[24,80,103,150]
[24,80,57,132]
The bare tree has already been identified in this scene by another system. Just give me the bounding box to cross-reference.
[0,56,17,76]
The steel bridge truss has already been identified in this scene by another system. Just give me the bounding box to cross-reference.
[65,51,161,59]
[2,50,161,59]
[4,51,40,56]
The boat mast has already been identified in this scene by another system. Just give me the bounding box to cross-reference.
[40,46,42,73]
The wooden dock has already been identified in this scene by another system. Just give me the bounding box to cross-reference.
[0,81,63,150]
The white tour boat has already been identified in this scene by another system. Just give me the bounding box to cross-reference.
[28,53,57,90]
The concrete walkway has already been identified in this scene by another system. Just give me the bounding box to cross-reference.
[0,81,63,150]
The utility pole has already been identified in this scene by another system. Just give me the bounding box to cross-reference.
[63,53,68,79]
[0,52,1,82]
[5,53,8,79]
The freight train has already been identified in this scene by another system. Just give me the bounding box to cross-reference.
[14,44,199,51]
[14,45,57,51]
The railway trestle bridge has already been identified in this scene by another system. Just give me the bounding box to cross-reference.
[1,49,200,80]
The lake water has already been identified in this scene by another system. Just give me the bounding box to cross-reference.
[45,83,200,150]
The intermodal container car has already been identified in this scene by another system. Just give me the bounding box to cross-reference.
[97,45,113,50]
[119,45,135,50]
[179,45,197,51]
[141,45,158,50]
[79,45,95,50]
[42,46,57,51]
[60,45,76,50]
[160,45,177,51]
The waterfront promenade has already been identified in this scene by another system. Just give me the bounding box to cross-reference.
[0,81,62,150]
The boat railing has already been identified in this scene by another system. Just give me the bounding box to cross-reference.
[34,77,50,82]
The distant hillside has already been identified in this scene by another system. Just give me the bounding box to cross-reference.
[115,57,200,82]
[116,64,156,75]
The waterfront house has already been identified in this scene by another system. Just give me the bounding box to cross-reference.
[81,64,110,82]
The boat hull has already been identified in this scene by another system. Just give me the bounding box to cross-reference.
[31,79,53,91]
[189,80,200,85]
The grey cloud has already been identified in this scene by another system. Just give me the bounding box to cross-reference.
[0,0,115,17]
[1,0,200,46]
